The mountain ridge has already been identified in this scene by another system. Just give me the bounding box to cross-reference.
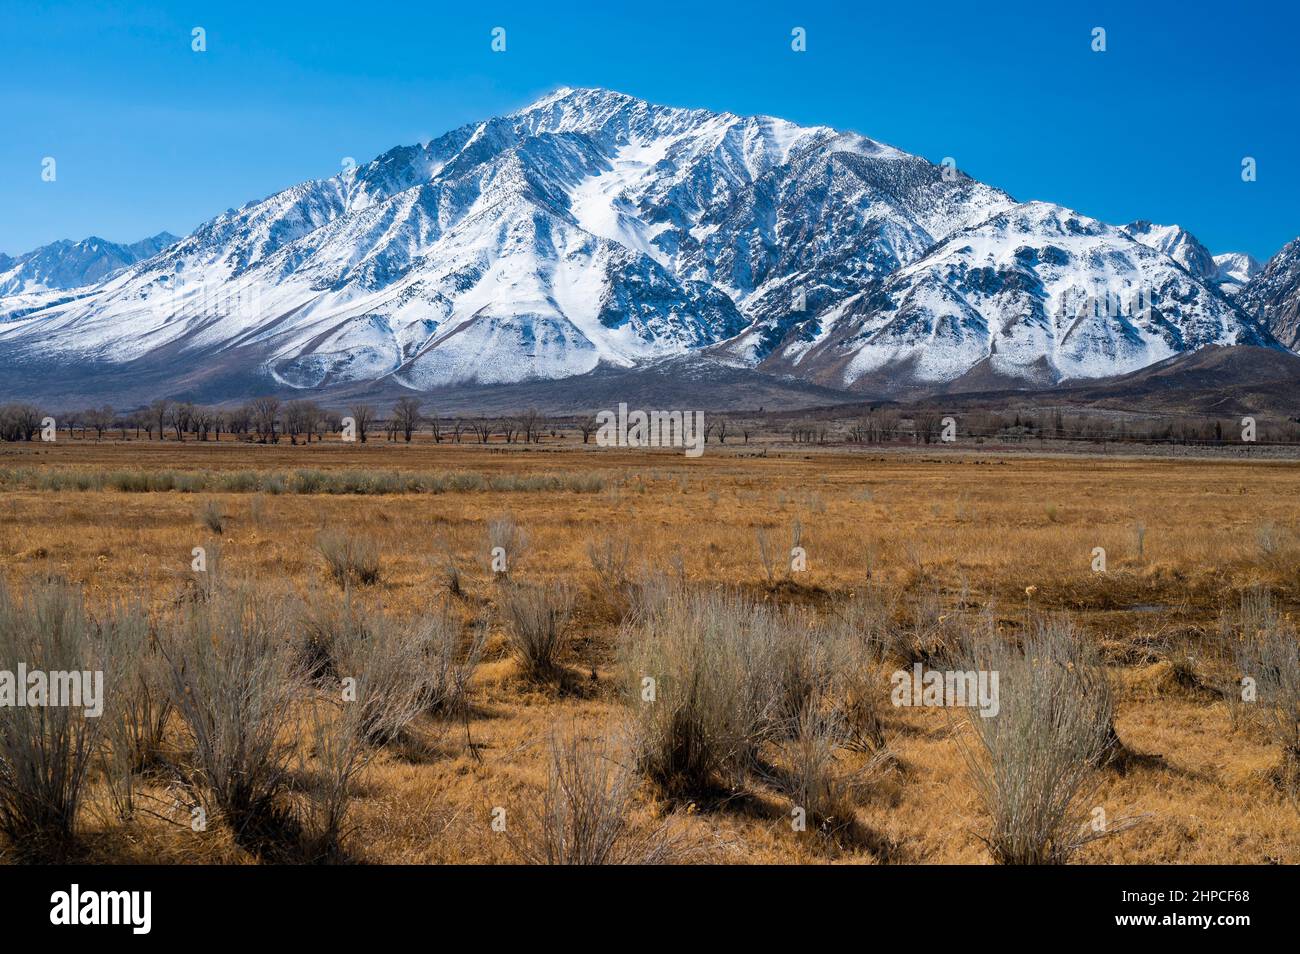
[0,87,1289,407]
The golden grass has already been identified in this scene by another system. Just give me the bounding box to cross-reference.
[1,437,1298,864]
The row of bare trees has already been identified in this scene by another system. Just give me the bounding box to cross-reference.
[3,396,571,446]
[8,397,1300,447]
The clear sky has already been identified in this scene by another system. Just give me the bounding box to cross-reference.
[1,0,1295,262]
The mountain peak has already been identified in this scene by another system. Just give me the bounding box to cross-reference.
[0,91,1279,404]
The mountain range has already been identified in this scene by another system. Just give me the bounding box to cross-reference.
[1,87,1297,410]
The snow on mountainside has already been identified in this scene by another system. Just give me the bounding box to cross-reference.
[1123,221,1217,280]
[1123,221,1263,299]
[0,232,178,319]
[1213,251,1263,297]
[1240,239,1300,349]
[0,88,1282,403]
[751,202,1271,390]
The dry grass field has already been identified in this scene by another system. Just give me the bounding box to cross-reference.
[1,435,1298,865]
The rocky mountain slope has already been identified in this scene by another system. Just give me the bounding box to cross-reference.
[0,88,1285,406]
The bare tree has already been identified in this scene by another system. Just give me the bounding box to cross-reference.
[150,399,171,441]
[315,409,336,442]
[283,400,307,445]
[914,411,941,445]
[393,397,422,443]
[249,396,281,444]
[0,404,44,442]
[348,404,375,444]
[192,407,214,441]
[520,407,545,444]
[130,409,152,440]
[577,415,598,444]
[83,405,114,440]
[170,401,195,441]
[231,406,253,441]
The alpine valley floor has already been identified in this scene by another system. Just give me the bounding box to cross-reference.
[0,437,1297,864]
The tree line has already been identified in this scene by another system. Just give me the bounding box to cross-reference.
[0,397,565,445]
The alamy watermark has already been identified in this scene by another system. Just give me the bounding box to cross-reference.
[890,663,1000,717]
[0,665,104,717]
[595,403,705,458]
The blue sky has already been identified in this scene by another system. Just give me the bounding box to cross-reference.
[2,0,1296,261]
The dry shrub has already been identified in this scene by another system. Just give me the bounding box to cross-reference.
[619,586,788,796]
[197,498,225,535]
[0,579,104,858]
[830,583,904,664]
[509,729,679,864]
[100,602,172,821]
[439,552,464,598]
[767,707,880,840]
[487,515,527,578]
[297,698,370,858]
[957,617,1129,864]
[304,597,481,731]
[587,536,633,616]
[425,607,484,719]
[317,531,380,587]
[327,606,435,747]
[1231,589,1300,797]
[501,582,574,681]
[772,610,846,729]
[163,584,304,838]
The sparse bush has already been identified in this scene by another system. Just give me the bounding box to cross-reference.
[956,618,1124,864]
[163,585,304,837]
[620,587,786,795]
[1232,592,1300,797]
[756,528,776,584]
[318,531,380,587]
[587,536,633,616]
[439,550,464,598]
[829,583,906,665]
[0,580,104,858]
[0,468,607,496]
[587,536,632,593]
[197,498,225,535]
[501,583,574,681]
[487,516,527,578]
[298,697,370,857]
[767,707,875,838]
[100,602,172,821]
[509,729,678,864]
[424,607,484,719]
[324,606,433,747]
[771,611,845,730]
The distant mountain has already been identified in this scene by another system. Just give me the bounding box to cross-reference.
[1240,238,1300,349]
[0,232,178,297]
[0,89,1283,406]
[1124,221,1217,281]
[1123,220,1264,299]
[0,232,179,322]
[741,202,1272,392]
[1212,252,1262,296]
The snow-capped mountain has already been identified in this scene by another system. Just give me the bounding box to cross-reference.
[1240,239,1300,349]
[0,232,178,320]
[744,202,1270,389]
[0,88,1281,404]
[1122,221,1264,299]
[1213,252,1263,297]
[1123,221,1217,281]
